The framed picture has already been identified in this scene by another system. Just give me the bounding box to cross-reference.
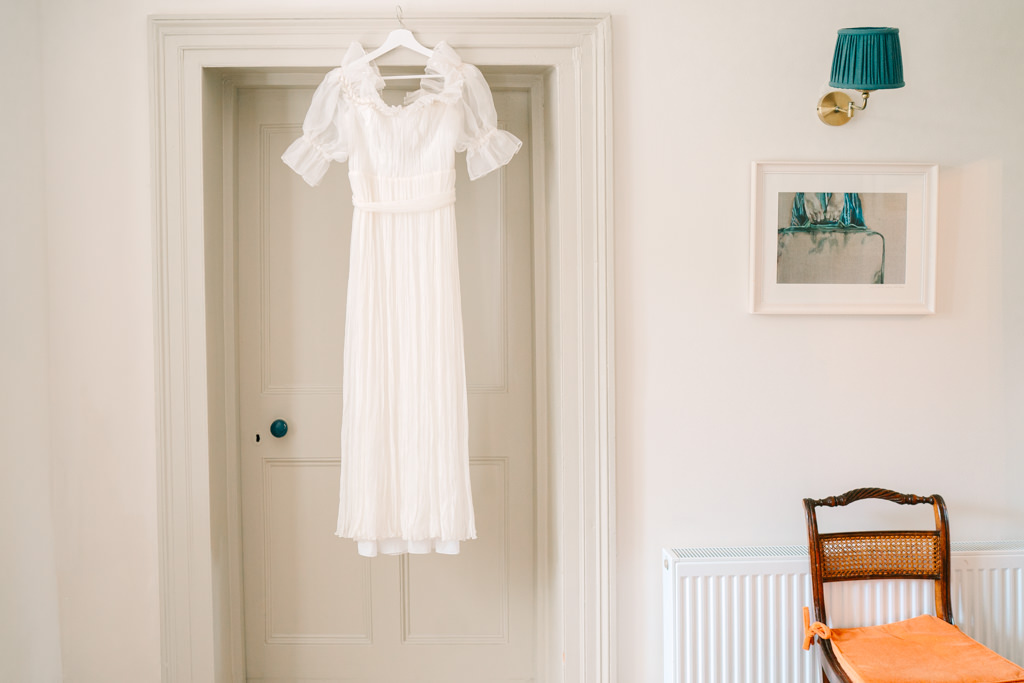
[750,162,938,314]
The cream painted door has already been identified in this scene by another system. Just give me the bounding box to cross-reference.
[237,81,537,683]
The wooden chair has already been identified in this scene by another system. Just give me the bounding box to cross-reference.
[803,487,1024,683]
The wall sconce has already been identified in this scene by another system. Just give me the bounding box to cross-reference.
[817,27,904,126]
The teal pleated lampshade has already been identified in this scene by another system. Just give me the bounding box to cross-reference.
[829,27,904,91]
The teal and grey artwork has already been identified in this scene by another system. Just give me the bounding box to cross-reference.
[777,192,907,285]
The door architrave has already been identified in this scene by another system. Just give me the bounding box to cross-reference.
[149,14,614,683]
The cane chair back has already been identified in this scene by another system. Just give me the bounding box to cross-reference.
[803,488,952,682]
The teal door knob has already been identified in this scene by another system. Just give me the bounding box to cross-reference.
[270,419,288,438]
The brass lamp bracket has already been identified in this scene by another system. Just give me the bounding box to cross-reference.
[817,90,871,126]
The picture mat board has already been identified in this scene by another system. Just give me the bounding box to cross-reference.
[750,162,937,314]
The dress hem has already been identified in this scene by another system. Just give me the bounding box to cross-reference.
[340,535,473,558]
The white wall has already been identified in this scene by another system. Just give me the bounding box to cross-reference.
[32,0,1024,682]
[0,0,64,681]
[38,0,161,677]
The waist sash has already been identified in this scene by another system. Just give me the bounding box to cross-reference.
[350,170,456,214]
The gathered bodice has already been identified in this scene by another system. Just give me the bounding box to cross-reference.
[282,41,522,209]
[337,42,465,187]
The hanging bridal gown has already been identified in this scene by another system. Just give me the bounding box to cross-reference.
[281,41,522,557]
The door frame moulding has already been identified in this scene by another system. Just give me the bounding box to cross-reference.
[149,14,614,683]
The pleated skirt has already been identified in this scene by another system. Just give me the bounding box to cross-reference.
[335,203,476,557]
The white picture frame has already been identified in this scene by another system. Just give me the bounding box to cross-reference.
[750,161,938,314]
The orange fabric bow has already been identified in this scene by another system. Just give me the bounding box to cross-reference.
[803,606,832,651]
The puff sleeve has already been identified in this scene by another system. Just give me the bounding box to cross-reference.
[455,64,523,181]
[281,68,349,187]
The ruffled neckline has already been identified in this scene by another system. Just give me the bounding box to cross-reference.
[339,40,465,115]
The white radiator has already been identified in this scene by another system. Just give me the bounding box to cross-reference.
[663,542,1024,683]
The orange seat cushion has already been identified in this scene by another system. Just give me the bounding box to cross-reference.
[829,614,1024,683]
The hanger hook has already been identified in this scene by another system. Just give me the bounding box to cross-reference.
[395,5,407,29]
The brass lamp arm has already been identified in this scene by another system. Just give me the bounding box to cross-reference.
[846,90,870,114]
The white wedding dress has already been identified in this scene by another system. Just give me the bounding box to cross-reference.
[282,41,521,557]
